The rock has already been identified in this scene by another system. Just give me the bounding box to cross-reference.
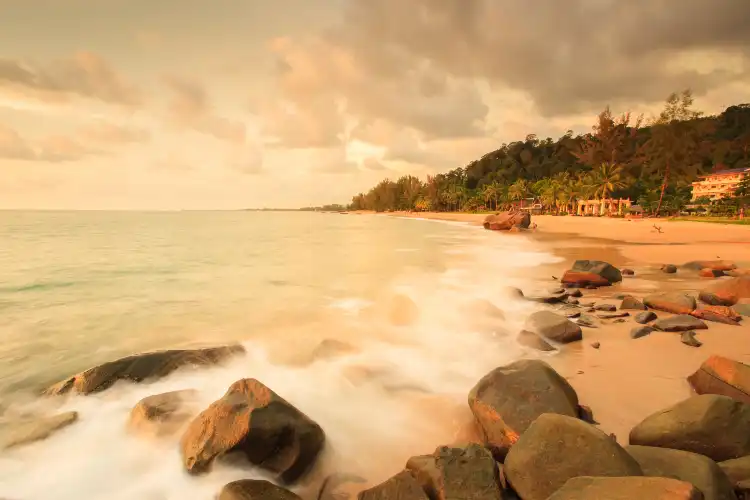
[524,291,568,304]
[128,390,199,438]
[571,260,623,284]
[697,306,742,322]
[503,414,642,500]
[621,296,647,310]
[631,326,655,339]
[516,331,556,352]
[684,261,738,272]
[219,480,302,500]
[358,470,429,500]
[468,360,580,459]
[560,271,610,288]
[692,309,741,326]
[701,269,726,278]
[687,356,750,404]
[565,297,580,305]
[580,301,595,307]
[644,293,698,314]
[635,311,658,324]
[569,289,583,298]
[701,291,739,307]
[44,345,245,396]
[523,311,583,344]
[405,444,502,500]
[180,378,325,482]
[613,318,628,323]
[591,342,601,349]
[578,404,597,424]
[652,314,708,332]
[627,445,737,500]
[547,476,704,500]
[595,304,617,312]
[598,312,630,319]
[0,411,78,450]
[564,310,581,319]
[621,268,636,276]
[318,473,368,500]
[662,264,678,274]
[681,331,703,348]
[719,456,750,492]
[629,395,750,462]
[577,315,598,328]
[701,277,750,306]
[483,211,531,231]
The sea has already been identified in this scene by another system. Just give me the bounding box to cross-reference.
[0,210,561,500]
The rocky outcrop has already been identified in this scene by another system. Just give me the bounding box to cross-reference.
[571,260,622,284]
[0,411,78,450]
[483,210,531,231]
[627,445,737,500]
[644,293,697,314]
[547,476,704,500]
[44,345,245,396]
[629,395,750,462]
[503,413,642,500]
[523,311,583,344]
[467,360,580,459]
[180,378,325,483]
[687,356,750,404]
[219,480,303,500]
[128,389,199,438]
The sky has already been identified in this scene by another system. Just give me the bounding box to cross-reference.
[1,0,749,210]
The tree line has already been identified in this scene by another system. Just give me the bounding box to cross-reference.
[345,91,750,216]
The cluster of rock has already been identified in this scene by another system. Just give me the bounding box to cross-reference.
[483,209,531,232]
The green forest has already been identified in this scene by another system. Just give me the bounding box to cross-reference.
[340,91,750,216]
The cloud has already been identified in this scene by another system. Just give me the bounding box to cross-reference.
[0,124,100,162]
[80,122,151,144]
[163,75,246,143]
[228,145,264,175]
[362,157,386,170]
[0,124,37,160]
[308,147,358,174]
[0,51,142,107]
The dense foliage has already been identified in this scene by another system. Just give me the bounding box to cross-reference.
[347,91,750,216]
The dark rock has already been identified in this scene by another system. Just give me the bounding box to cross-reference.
[219,480,302,500]
[524,311,582,344]
[358,471,428,500]
[684,261,738,272]
[701,269,726,278]
[613,318,627,323]
[644,293,697,315]
[701,291,738,307]
[180,378,325,482]
[405,444,503,500]
[571,260,623,284]
[595,304,617,312]
[516,331,556,352]
[621,268,636,276]
[547,476,704,500]
[524,292,568,304]
[653,315,708,332]
[719,456,750,492]
[687,356,750,405]
[565,297,580,305]
[569,289,583,298]
[564,311,581,319]
[662,264,678,274]
[629,395,750,462]
[578,404,597,424]
[44,345,245,396]
[700,277,750,306]
[504,414,642,500]
[692,309,742,326]
[318,473,368,500]
[560,271,610,288]
[577,315,598,328]
[635,311,658,324]
[630,326,655,339]
[128,389,199,438]
[0,411,78,450]
[580,301,595,307]
[597,312,630,319]
[681,331,703,348]
[627,445,737,500]
[468,360,580,460]
[621,297,647,310]
[591,342,601,349]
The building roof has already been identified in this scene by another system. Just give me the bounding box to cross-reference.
[698,167,750,178]
[629,205,644,212]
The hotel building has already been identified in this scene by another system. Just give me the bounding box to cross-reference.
[691,167,749,201]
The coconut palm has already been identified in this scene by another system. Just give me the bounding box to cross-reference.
[590,162,627,201]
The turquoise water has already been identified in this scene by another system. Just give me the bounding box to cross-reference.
[0,211,558,500]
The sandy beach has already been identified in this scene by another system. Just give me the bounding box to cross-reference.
[378,211,750,444]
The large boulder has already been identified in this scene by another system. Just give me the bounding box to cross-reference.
[701,277,750,307]
[687,356,750,404]
[719,456,750,493]
[571,260,622,284]
[629,395,750,462]
[468,360,580,459]
[483,210,530,231]
[180,378,325,483]
[684,261,738,272]
[219,480,302,500]
[644,293,698,315]
[627,445,737,500]
[691,309,741,326]
[560,271,610,288]
[503,413,642,500]
[358,471,429,500]
[523,311,583,344]
[652,315,708,332]
[406,444,502,500]
[44,345,245,396]
[621,296,647,310]
[547,476,704,500]
[128,389,199,438]
[0,411,78,450]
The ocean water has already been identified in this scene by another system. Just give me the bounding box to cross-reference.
[0,210,561,500]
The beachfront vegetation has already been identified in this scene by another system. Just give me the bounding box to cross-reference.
[346,91,750,216]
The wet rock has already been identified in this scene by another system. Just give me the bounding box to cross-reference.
[468,359,580,459]
[597,312,630,319]
[180,378,325,482]
[524,292,568,304]
[662,264,678,274]
[701,268,726,278]
[594,304,617,312]
[627,445,737,500]
[687,356,750,404]
[516,331,556,352]
[653,314,708,332]
[681,331,703,348]
[483,211,531,231]
[0,411,78,450]
[644,293,697,314]
[406,444,502,500]
[358,470,429,500]
[578,404,597,424]
[591,342,601,349]
[577,315,598,328]
[523,311,582,343]
[692,309,741,326]
[128,389,199,438]
[565,297,580,305]
[719,456,750,494]
[504,414,642,500]
[684,261,738,272]
[568,289,583,298]
[571,260,623,284]
[629,395,750,462]
[701,291,739,307]
[560,271,610,288]
[44,345,245,396]
[631,326,655,339]
[621,296,647,310]
[219,480,302,500]
[564,310,581,319]
[547,476,704,500]
[635,311,658,324]
[621,268,636,276]
[318,473,368,500]
[701,277,750,307]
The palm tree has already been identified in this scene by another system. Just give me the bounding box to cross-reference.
[482,184,496,211]
[509,179,531,204]
[590,162,627,201]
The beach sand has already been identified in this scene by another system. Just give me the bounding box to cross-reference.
[380,211,750,445]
